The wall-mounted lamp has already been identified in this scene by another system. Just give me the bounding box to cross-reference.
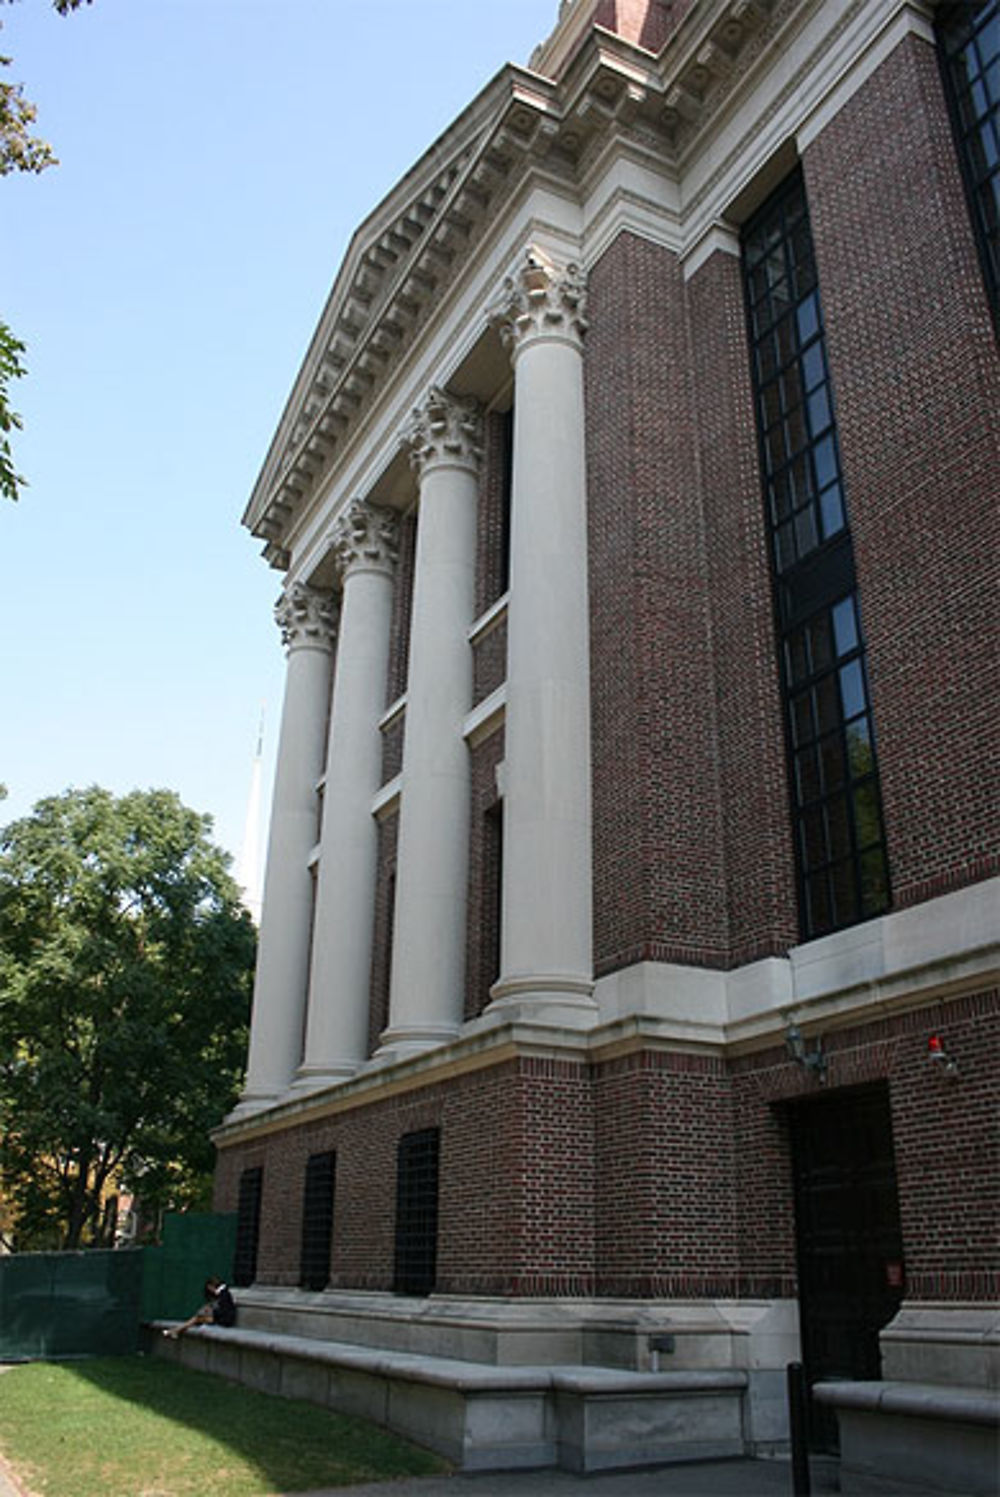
[927,1033,959,1078]
[785,1021,827,1082]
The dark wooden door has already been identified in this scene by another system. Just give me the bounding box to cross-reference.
[789,1082,905,1448]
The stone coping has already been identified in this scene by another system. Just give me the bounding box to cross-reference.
[150,1321,748,1396]
[813,1379,1000,1427]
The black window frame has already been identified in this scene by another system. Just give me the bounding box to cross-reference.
[741,168,891,942]
[936,0,1000,334]
[393,1127,439,1296]
[233,1166,263,1288]
[299,1150,336,1292]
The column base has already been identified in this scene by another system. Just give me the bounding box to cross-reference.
[223,1088,283,1124]
[369,1022,462,1067]
[288,1061,361,1096]
[482,972,598,1032]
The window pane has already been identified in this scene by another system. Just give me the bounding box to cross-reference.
[815,674,840,735]
[775,519,797,573]
[820,482,845,538]
[805,871,832,934]
[853,780,884,851]
[791,690,815,747]
[797,292,820,343]
[786,631,810,685]
[807,612,834,673]
[766,423,789,473]
[796,745,823,803]
[790,453,814,504]
[831,859,859,926]
[772,469,795,523]
[827,795,853,861]
[794,504,819,557]
[756,333,779,383]
[801,342,825,391]
[807,386,832,436]
[819,732,846,794]
[846,717,874,778]
[832,596,858,657]
[761,382,783,429]
[839,659,867,720]
[787,403,809,456]
[813,433,837,490]
[801,807,828,869]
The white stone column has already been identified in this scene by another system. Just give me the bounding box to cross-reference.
[294,500,399,1090]
[489,248,596,1025]
[237,582,336,1110]
[376,388,482,1060]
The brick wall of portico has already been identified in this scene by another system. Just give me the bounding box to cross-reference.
[214,988,998,1300]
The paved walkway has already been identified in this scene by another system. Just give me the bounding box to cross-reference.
[284,1456,840,1497]
[0,1452,842,1497]
[0,1452,23,1497]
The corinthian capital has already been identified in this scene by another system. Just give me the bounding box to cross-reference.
[403,386,483,479]
[490,246,588,355]
[330,498,400,583]
[274,581,338,653]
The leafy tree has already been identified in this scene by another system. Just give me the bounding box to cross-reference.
[1,0,91,498]
[0,786,255,1250]
[0,320,27,503]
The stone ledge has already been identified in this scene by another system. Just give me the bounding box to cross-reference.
[151,1319,747,1393]
[814,1379,1000,1426]
[149,1320,749,1472]
[813,1380,1000,1497]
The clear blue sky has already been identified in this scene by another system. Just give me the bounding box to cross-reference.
[1,0,556,880]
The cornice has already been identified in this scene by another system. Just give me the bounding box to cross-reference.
[244,0,887,565]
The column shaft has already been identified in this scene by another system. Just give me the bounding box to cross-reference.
[491,250,596,1021]
[239,585,335,1108]
[296,502,398,1087]
[378,390,482,1058]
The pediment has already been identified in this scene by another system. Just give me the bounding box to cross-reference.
[245,0,801,566]
[243,65,563,565]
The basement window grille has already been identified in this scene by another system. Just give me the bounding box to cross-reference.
[393,1127,439,1296]
[741,169,891,941]
[299,1151,336,1291]
[233,1166,263,1288]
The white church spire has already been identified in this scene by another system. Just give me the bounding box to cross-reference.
[237,704,266,924]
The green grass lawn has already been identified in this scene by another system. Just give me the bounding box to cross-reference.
[0,1356,451,1497]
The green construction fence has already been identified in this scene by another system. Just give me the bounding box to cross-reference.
[0,1212,237,1361]
[140,1211,237,1323]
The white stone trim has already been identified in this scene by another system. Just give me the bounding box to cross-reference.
[468,592,509,645]
[378,693,407,733]
[681,220,742,279]
[592,878,1000,1049]
[463,685,506,747]
[371,775,401,821]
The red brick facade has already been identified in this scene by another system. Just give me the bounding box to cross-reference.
[215,988,998,1300]
[220,7,999,1340]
